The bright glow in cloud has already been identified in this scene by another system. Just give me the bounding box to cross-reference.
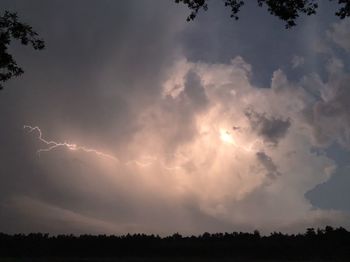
[219,129,235,145]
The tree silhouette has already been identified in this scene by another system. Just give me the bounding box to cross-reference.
[0,11,45,89]
[175,0,350,28]
[1,227,350,260]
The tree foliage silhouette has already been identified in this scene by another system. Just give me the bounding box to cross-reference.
[0,11,45,89]
[175,0,350,28]
[1,227,350,260]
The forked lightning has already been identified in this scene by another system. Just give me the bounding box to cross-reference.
[24,125,119,161]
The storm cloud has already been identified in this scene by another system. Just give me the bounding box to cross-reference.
[0,0,350,235]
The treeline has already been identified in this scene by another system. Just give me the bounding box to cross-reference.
[1,226,350,260]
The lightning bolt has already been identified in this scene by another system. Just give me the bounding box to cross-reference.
[24,125,119,162]
[24,125,186,170]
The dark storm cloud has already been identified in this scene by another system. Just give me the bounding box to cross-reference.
[183,70,208,110]
[179,1,339,87]
[300,27,350,214]
[245,110,291,146]
[0,0,188,233]
[256,151,281,179]
[0,0,185,150]
[302,62,350,148]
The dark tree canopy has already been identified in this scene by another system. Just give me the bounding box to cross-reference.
[0,11,45,89]
[1,227,350,260]
[175,0,350,28]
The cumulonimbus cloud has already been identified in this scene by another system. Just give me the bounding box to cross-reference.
[16,52,350,235]
[4,7,350,234]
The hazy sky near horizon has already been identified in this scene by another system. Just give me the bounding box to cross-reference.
[1,0,350,235]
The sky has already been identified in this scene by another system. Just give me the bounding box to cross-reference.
[1,0,350,235]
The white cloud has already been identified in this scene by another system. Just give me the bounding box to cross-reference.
[131,54,350,232]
